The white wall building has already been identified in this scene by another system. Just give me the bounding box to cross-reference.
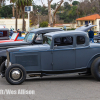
[0,19,29,31]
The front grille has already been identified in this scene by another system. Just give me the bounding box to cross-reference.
[16,55,38,67]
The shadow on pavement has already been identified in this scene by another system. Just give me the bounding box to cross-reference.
[25,74,95,82]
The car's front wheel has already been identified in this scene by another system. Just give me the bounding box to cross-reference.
[91,57,100,81]
[5,64,26,85]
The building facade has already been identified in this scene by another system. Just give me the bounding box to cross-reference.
[76,14,100,31]
[0,19,29,31]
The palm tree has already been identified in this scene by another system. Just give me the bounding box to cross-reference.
[0,0,5,8]
[10,0,16,17]
[0,0,5,4]
[17,0,33,30]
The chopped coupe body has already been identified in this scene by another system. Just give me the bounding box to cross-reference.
[0,27,63,65]
[4,28,100,85]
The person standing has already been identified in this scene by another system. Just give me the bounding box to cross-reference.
[17,29,21,36]
[10,29,13,36]
[88,29,94,43]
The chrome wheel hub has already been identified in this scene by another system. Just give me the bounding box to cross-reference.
[11,70,21,80]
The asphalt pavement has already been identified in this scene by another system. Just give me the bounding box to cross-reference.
[0,73,100,100]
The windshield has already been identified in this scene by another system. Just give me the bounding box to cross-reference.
[11,33,18,40]
[43,36,52,45]
[24,32,35,42]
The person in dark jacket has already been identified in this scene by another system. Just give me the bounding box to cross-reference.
[88,29,94,43]
[10,29,13,36]
[17,29,21,36]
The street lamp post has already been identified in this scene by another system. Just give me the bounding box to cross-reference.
[25,6,33,31]
[27,12,30,31]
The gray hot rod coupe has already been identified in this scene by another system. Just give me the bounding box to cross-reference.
[2,26,100,85]
[0,27,63,70]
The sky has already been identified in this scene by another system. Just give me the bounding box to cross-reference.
[6,0,79,6]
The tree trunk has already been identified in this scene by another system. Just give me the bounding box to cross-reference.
[53,0,64,27]
[12,3,14,17]
[53,14,56,27]
[48,0,53,27]
[15,5,18,31]
[22,10,25,30]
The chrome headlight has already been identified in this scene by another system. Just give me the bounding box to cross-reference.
[6,51,12,67]
[5,59,7,67]
[5,59,11,67]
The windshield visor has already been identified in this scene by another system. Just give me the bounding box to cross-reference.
[24,33,35,42]
[11,33,18,40]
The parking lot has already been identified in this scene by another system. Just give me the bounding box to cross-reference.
[0,73,100,100]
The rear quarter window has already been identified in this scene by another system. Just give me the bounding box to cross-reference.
[77,36,85,44]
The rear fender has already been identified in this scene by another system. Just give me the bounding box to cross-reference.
[87,54,100,68]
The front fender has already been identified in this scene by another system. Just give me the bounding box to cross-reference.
[0,50,7,57]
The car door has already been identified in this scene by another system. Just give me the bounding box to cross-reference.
[52,36,75,71]
[75,35,90,69]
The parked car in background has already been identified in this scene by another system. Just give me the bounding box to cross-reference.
[1,25,100,85]
[94,31,100,43]
[0,28,9,40]
[0,33,23,43]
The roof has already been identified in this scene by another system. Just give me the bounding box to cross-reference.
[0,28,9,31]
[30,27,63,33]
[76,14,100,21]
[44,31,87,37]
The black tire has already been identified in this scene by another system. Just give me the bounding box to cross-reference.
[5,64,26,85]
[91,57,100,81]
[0,61,6,77]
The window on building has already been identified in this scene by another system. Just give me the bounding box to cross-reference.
[92,21,94,25]
[77,36,85,45]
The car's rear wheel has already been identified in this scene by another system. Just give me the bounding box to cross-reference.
[91,57,100,81]
[5,64,26,85]
[0,61,6,77]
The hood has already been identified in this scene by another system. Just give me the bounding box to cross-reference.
[0,41,28,48]
[7,44,50,52]
[75,25,96,32]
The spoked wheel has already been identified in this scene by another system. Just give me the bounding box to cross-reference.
[91,57,100,81]
[5,64,26,85]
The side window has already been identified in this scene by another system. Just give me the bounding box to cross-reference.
[77,36,85,44]
[36,34,42,41]
[54,36,73,46]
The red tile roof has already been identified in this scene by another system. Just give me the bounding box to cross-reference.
[76,14,100,21]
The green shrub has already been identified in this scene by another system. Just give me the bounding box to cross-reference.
[67,28,76,30]
[39,21,48,27]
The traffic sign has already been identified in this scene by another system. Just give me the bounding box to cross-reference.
[25,6,33,12]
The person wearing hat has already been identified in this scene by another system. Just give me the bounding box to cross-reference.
[17,29,21,36]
